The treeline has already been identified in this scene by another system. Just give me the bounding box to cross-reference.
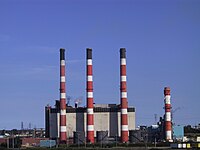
[184,125,200,133]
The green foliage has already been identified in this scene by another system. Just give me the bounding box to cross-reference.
[184,125,200,133]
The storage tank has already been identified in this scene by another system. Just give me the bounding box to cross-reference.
[129,130,141,143]
[96,131,108,143]
[73,131,85,144]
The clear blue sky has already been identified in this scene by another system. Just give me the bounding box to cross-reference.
[0,0,200,129]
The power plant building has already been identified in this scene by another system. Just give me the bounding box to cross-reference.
[45,103,135,139]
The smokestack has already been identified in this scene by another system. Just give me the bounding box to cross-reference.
[86,48,94,143]
[120,48,129,143]
[59,48,67,143]
[164,87,172,142]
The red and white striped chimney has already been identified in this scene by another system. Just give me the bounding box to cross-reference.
[164,87,172,142]
[86,48,94,143]
[120,48,129,143]
[59,48,67,143]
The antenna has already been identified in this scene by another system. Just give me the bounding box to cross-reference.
[74,96,83,107]
[67,96,72,106]
[154,114,158,124]
[29,123,31,129]
[21,122,24,130]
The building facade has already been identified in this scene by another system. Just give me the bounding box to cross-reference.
[45,102,135,140]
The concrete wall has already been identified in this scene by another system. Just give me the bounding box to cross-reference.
[49,111,135,138]
[94,112,110,137]
[66,113,76,137]
[128,111,136,132]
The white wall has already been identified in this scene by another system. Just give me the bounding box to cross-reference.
[49,111,135,138]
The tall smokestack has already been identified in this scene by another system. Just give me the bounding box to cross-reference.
[86,48,94,143]
[164,87,172,142]
[120,48,129,143]
[59,48,67,143]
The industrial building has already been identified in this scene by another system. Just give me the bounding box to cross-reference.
[45,102,135,139]
[45,48,136,143]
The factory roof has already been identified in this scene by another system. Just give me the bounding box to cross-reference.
[47,101,135,113]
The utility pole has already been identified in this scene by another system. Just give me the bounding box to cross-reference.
[115,134,117,147]
[7,137,9,149]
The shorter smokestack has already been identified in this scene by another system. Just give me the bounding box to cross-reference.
[164,87,172,142]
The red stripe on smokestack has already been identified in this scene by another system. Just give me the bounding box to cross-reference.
[59,48,67,143]
[86,48,94,143]
[164,87,172,142]
[120,48,129,143]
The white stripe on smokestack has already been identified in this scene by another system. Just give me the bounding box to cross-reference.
[60,93,66,99]
[122,125,129,131]
[61,60,65,66]
[60,110,66,115]
[121,76,127,82]
[61,76,65,82]
[166,131,172,138]
[121,92,127,98]
[87,92,93,98]
[121,108,128,114]
[165,95,171,104]
[60,126,67,132]
[120,48,129,143]
[87,75,93,81]
[165,112,171,121]
[87,108,94,114]
[87,125,94,131]
[87,59,92,65]
[164,87,172,142]
[121,58,126,65]
[59,48,67,144]
[86,48,94,143]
